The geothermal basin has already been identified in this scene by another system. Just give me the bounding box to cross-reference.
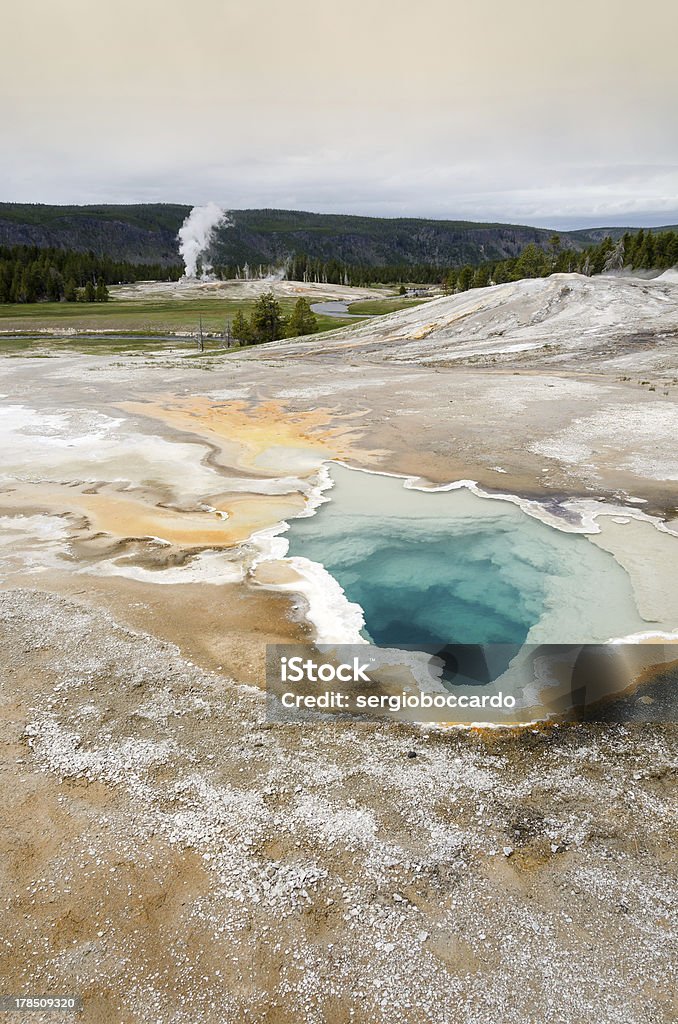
[278,464,678,723]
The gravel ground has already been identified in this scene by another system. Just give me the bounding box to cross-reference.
[1,588,676,1024]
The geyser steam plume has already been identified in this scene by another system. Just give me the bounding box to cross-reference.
[177,203,230,279]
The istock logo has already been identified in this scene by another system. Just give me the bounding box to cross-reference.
[280,656,371,683]
[266,641,677,726]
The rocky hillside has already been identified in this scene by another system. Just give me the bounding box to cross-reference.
[1,202,675,268]
[254,271,678,376]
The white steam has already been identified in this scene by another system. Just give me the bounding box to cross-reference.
[177,203,231,279]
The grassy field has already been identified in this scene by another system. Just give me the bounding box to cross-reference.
[0,296,360,338]
[347,297,432,315]
[0,335,202,356]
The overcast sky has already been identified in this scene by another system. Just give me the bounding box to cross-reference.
[3,0,677,228]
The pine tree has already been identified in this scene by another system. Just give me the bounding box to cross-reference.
[442,270,457,293]
[83,280,96,302]
[514,244,547,279]
[95,278,109,302]
[472,265,491,288]
[490,263,503,283]
[286,297,318,337]
[621,233,633,267]
[456,265,474,291]
[46,268,63,302]
[0,264,10,303]
[231,309,251,343]
[637,233,656,269]
[548,234,561,267]
[249,291,285,343]
[667,232,678,267]
[629,229,645,266]
[592,236,614,274]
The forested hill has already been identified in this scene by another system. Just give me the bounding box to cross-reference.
[210,211,573,269]
[0,203,675,268]
[0,204,189,264]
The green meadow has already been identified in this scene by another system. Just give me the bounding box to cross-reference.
[347,297,431,315]
[0,295,360,341]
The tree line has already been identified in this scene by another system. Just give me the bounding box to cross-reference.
[0,244,183,304]
[274,228,678,290]
[441,229,678,294]
[2,227,677,306]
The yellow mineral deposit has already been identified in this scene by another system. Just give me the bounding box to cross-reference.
[119,397,371,475]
